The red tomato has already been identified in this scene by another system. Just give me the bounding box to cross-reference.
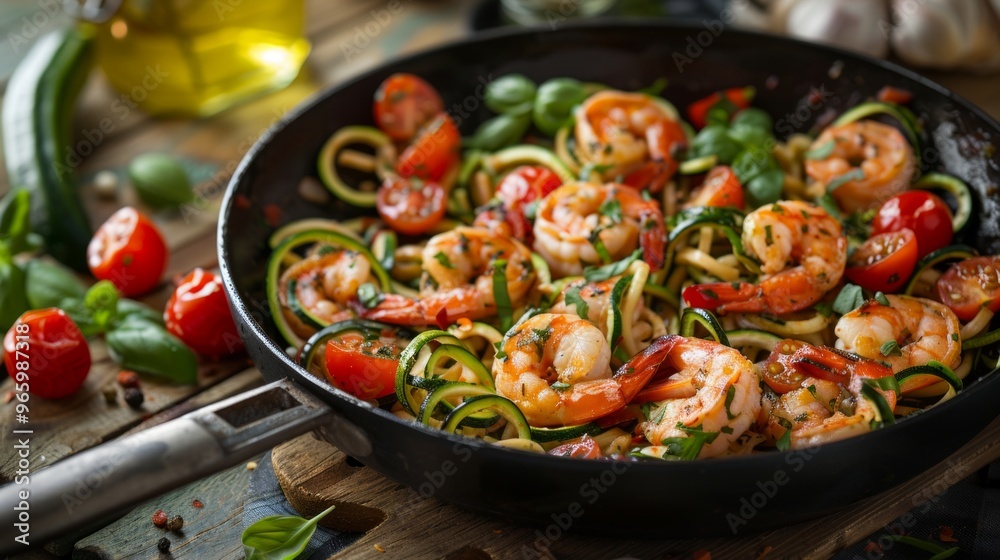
[759,339,809,394]
[495,165,563,242]
[324,330,407,399]
[844,229,918,293]
[373,73,444,142]
[877,86,913,105]
[872,191,953,258]
[396,113,460,182]
[936,256,1000,322]
[87,207,168,297]
[3,309,91,399]
[376,176,447,235]
[687,86,755,129]
[687,166,745,209]
[547,436,602,459]
[164,268,244,359]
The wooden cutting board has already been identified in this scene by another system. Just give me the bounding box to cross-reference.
[269,415,1000,560]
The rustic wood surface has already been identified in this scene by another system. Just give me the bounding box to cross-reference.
[0,0,999,558]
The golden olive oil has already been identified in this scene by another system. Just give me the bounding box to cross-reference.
[95,0,309,116]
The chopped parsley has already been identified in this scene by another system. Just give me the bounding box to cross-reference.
[660,423,720,461]
[564,285,590,319]
[825,168,866,193]
[582,249,642,282]
[832,283,865,315]
[724,385,737,420]
[804,139,835,160]
[874,291,891,306]
[598,198,623,224]
[357,282,383,309]
[551,382,571,391]
[880,340,903,357]
[433,251,454,269]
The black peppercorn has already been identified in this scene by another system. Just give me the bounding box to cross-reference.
[166,515,183,532]
[123,387,144,409]
[157,537,170,553]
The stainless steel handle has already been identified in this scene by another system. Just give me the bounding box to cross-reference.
[0,379,334,554]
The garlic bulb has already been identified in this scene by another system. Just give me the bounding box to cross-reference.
[785,0,890,58]
[891,0,1000,71]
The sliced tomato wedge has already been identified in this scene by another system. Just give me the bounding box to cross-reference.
[373,73,444,142]
[396,112,460,182]
[547,436,602,459]
[687,86,755,129]
[687,165,745,209]
[844,229,918,293]
[494,165,563,243]
[376,176,447,236]
[324,329,408,400]
[877,86,913,105]
[936,256,1000,322]
[872,191,953,258]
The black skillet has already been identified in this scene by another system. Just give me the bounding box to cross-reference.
[3,23,1000,552]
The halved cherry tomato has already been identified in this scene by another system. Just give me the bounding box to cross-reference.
[687,86,755,129]
[373,73,444,142]
[872,191,953,258]
[877,86,913,105]
[759,339,808,394]
[494,165,563,243]
[3,308,90,399]
[376,176,447,235]
[396,113,460,182]
[687,165,745,209]
[164,268,244,359]
[87,207,168,297]
[547,436,602,459]
[936,256,1000,322]
[324,330,408,399]
[844,228,918,293]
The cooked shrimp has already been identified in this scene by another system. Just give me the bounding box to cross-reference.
[278,250,370,338]
[533,182,666,277]
[805,120,916,213]
[759,343,897,448]
[835,294,962,372]
[492,314,662,427]
[683,200,846,315]
[575,91,686,192]
[363,227,535,326]
[640,336,760,459]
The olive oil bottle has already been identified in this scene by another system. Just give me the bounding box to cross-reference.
[94,0,310,116]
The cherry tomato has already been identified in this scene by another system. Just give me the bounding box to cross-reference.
[87,207,168,297]
[872,191,953,258]
[877,86,913,105]
[687,86,755,129]
[495,165,563,242]
[396,113,460,182]
[376,176,447,235]
[164,268,244,359]
[373,73,444,142]
[547,436,602,459]
[936,256,1000,322]
[844,229,918,293]
[324,330,408,399]
[759,339,809,394]
[3,309,90,399]
[687,166,745,209]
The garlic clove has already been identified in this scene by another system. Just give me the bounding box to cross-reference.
[786,0,890,58]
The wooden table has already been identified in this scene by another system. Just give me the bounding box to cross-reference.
[2,1,1000,558]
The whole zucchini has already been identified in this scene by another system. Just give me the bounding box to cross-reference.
[2,27,94,271]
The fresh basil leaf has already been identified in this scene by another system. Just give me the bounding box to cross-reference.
[825,168,866,194]
[116,298,164,325]
[242,504,336,560]
[578,162,613,181]
[804,140,835,160]
[533,78,589,136]
[832,283,865,315]
[727,124,771,149]
[485,74,537,116]
[746,168,785,207]
[466,113,531,152]
[731,148,774,183]
[356,282,383,309]
[730,108,773,133]
[564,285,590,320]
[0,262,29,333]
[84,280,120,332]
[583,249,642,282]
[690,125,742,164]
[106,317,197,384]
[598,198,622,224]
[880,340,902,357]
[0,189,33,256]
[25,259,86,309]
[433,251,453,269]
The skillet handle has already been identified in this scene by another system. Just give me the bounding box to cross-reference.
[0,378,334,554]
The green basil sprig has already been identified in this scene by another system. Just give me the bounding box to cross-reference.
[106,315,197,385]
[242,504,336,560]
[484,74,536,116]
[0,190,37,332]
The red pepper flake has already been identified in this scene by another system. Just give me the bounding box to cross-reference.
[152,509,168,528]
[864,541,881,554]
[877,86,913,105]
[693,550,712,560]
[192,499,204,508]
[235,194,252,209]
[755,546,774,560]
[263,204,282,227]
[117,370,141,389]
[939,525,958,543]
